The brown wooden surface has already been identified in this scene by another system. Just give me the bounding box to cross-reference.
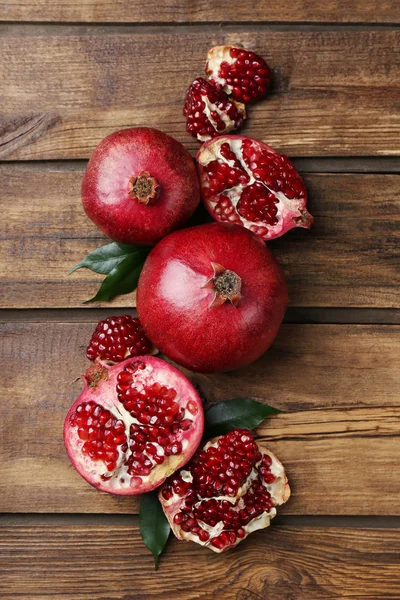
[1,321,399,514]
[1,0,399,23]
[1,29,400,159]
[1,6,400,599]
[1,523,400,599]
[1,167,399,308]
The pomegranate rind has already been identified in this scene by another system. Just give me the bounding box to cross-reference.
[64,356,204,496]
[159,435,290,553]
[197,135,314,241]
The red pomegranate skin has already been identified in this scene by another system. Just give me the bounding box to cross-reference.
[82,128,200,246]
[136,223,288,373]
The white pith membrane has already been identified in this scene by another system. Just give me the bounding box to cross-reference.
[159,433,290,553]
[198,137,312,240]
[65,358,202,495]
[198,94,246,143]
[205,45,237,94]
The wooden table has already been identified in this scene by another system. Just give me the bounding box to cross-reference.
[1,2,400,598]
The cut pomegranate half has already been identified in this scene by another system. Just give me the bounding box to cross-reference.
[197,135,313,241]
[159,429,290,552]
[206,45,272,103]
[64,356,204,495]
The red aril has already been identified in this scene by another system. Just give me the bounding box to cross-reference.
[82,128,200,246]
[159,429,290,552]
[184,78,246,142]
[206,45,272,103]
[64,356,204,495]
[197,135,313,241]
[136,222,287,373]
[86,315,153,363]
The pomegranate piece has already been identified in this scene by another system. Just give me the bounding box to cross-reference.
[64,356,204,495]
[82,127,200,246]
[86,315,153,363]
[159,429,290,553]
[206,45,272,103]
[136,222,287,373]
[184,78,246,142]
[197,135,313,241]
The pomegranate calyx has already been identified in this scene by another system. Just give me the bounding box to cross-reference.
[129,171,160,205]
[83,364,109,389]
[203,262,242,308]
[293,208,314,229]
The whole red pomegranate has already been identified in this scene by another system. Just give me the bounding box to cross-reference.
[64,356,204,495]
[197,135,313,241]
[136,223,288,373]
[82,128,200,246]
[159,428,290,552]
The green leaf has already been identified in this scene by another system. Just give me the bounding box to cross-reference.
[83,254,145,303]
[68,241,151,303]
[68,242,149,275]
[204,398,282,439]
[139,491,171,570]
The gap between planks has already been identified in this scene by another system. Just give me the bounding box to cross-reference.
[2,514,400,528]
[1,308,399,324]
[2,157,400,172]
[2,23,400,35]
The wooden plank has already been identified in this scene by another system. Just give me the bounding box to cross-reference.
[1,28,400,159]
[0,525,399,599]
[1,166,399,308]
[1,321,399,514]
[1,1,400,24]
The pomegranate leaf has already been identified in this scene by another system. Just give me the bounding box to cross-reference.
[140,491,171,570]
[68,242,149,275]
[204,398,282,438]
[68,241,150,303]
[84,257,145,303]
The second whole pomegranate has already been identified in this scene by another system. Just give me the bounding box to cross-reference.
[136,223,288,373]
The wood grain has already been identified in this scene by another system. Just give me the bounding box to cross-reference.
[1,29,400,158]
[1,524,399,599]
[1,321,399,514]
[1,167,399,308]
[1,0,399,23]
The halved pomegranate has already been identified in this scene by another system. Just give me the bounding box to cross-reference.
[159,429,290,552]
[197,135,313,241]
[64,356,204,495]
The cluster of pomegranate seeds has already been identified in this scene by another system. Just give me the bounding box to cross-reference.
[206,45,271,103]
[241,138,306,200]
[191,429,261,497]
[237,182,279,225]
[183,77,246,142]
[69,401,127,472]
[160,429,288,552]
[86,315,153,363]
